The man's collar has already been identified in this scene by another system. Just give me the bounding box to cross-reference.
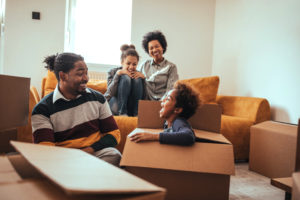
[53,85,91,103]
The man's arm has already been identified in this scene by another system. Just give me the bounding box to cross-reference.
[31,105,55,146]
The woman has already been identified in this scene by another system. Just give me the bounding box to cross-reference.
[139,30,179,101]
[105,44,144,116]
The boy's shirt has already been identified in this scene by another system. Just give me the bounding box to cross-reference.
[159,117,195,146]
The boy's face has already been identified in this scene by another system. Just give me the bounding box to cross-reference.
[62,60,89,96]
[159,89,177,119]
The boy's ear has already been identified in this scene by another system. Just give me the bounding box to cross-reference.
[174,107,183,114]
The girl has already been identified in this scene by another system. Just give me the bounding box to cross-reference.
[105,44,145,116]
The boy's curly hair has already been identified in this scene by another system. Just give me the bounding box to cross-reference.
[174,82,200,119]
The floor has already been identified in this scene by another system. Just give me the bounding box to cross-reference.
[230,163,285,200]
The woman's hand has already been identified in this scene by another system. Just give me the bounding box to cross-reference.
[131,71,145,79]
[129,132,159,143]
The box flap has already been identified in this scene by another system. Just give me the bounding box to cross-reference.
[194,129,231,144]
[138,100,164,128]
[0,75,30,131]
[121,131,235,175]
[0,156,22,183]
[10,141,165,195]
[138,101,222,133]
[188,104,222,133]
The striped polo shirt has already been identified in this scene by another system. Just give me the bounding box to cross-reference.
[31,86,120,149]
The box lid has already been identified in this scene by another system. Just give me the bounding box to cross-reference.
[0,75,30,131]
[10,141,165,195]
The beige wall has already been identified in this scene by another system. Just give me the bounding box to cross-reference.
[131,0,216,79]
[3,0,66,93]
[212,0,300,124]
[2,0,299,124]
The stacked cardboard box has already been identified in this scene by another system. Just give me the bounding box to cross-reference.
[121,100,235,200]
[0,74,30,152]
[249,121,298,178]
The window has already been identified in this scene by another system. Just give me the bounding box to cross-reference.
[66,0,132,67]
[0,0,5,73]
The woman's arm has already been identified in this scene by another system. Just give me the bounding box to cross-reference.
[166,65,179,93]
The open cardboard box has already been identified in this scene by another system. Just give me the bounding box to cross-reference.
[0,141,165,200]
[120,100,235,200]
[0,74,30,152]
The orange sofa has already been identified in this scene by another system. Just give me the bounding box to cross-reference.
[18,71,271,160]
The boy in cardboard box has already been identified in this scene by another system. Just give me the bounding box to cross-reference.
[129,82,200,145]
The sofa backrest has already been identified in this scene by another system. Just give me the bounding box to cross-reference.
[177,76,220,104]
[42,71,107,97]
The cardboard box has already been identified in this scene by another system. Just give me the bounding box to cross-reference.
[293,172,300,200]
[120,100,235,200]
[249,121,298,178]
[0,141,165,200]
[0,74,30,153]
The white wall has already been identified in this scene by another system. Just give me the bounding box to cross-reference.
[212,0,300,124]
[131,0,216,79]
[3,0,67,95]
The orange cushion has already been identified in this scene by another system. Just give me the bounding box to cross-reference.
[178,76,220,104]
[44,71,58,96]
[87,80,107,94]
[43,71,108,96]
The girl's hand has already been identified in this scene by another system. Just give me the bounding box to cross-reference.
[129,132,159,143]
[117,69,133,77]
[131,71,145,79]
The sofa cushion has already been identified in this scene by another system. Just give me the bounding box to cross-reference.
[43,71,108,96]
[178,76,219,104]
[44,70,57,96]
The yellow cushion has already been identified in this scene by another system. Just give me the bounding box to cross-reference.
[44,71,58,96]
[178,76,220,104]
[43,71,108,96]
[87,79,107,94]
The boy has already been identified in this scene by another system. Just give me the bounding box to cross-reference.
[129,82,200,145]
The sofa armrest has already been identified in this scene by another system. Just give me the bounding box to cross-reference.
[216,95,271,124]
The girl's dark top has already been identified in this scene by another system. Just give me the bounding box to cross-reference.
[159,117,195,146]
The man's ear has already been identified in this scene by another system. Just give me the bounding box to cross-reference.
[59,71,67,81]
[174,107,183,114]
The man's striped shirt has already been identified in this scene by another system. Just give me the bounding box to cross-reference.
[31,87,120,150]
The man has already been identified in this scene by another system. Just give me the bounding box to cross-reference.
[32,53,121,166]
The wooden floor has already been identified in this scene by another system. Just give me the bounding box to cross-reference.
[230,163,285,200]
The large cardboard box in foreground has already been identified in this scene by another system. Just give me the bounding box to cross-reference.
[0,74,30,152]
[120,100,235,200]
[0,141,165,200]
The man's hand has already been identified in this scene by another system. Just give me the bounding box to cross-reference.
[129,132,159,143]
[81,147,95,154]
